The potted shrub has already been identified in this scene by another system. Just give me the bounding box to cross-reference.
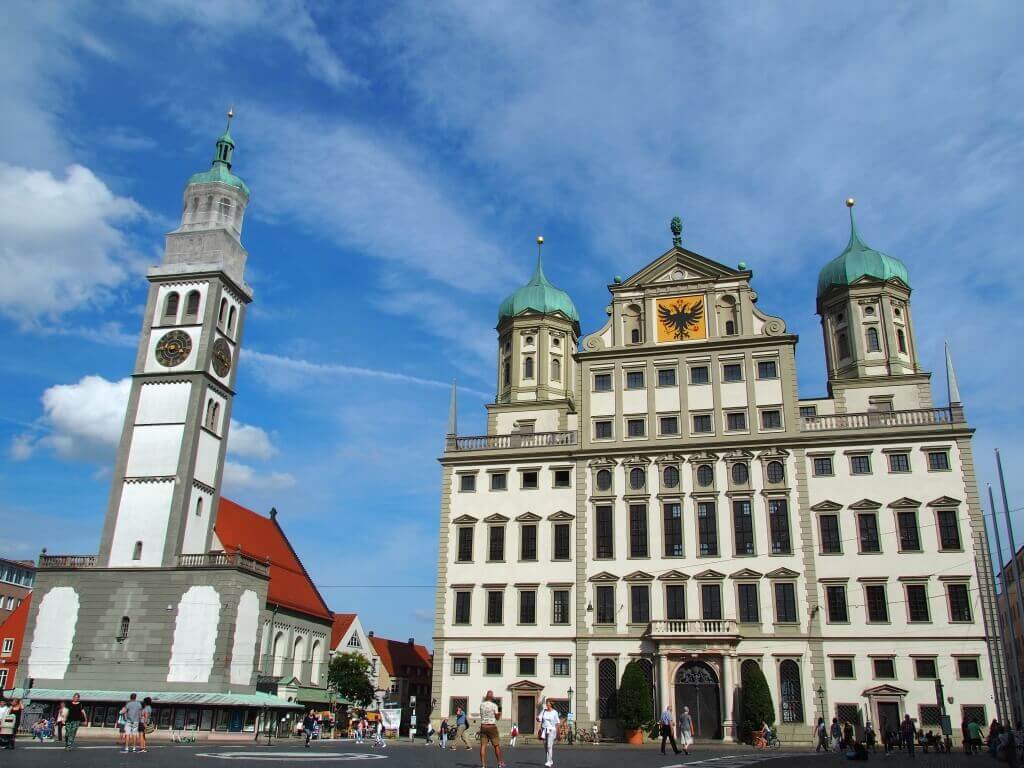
[739,661,775,744]
[617,660,654,744]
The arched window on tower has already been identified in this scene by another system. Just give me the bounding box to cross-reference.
[184,290,201,323]
[897,328,907,354]
[865,327,881,352]
[195,497,203,517]
[524,356,534,380]
[837,332,850,360]
[219,298,228,326]
[551,357,561,382]
[598,658,618,718]
[205,399,218,431]
[227,306,237,335]
[623,304,643,345]
[503,360,511,389]
[780,659,804,723]
[132,541,143,561]
[163,292,180,322]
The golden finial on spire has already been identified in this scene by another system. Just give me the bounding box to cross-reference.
[846,197,855,208]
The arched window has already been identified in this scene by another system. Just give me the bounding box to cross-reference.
[118,616,130,641]
[623,304,643,344]
[780,659,804,723]
[551,357,561,382]
[205,195,213,211]
[227,306,237,334]
[163,292,180,321]
[310,639,323,684]
[184,290,201,322]
[219,298,228,325]
[725,320,736,336]
[218,197,232,219]
[191,196,198,212]
[731,462,749,485]
[293,636,306,682]
[897,329,907,354]
[205,399,217,430]
[837,332,850,359]
[598,658,618,718]
[132,541,143,561]
[271,631,285,676]
[596,469,612,492]
[697,464,714,487]
[195,497,203,517]
[866,327,881,352]
[524,356,534,380]
[631,328,641,344]
[629,467,646,490]
[766,461,785,484]
[663,466,680,489]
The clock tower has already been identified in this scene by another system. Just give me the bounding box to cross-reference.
[97,113,254,568]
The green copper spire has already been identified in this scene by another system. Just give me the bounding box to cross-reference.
[816,198,909,298]
[187,108,250,197]
[498,236,580,325]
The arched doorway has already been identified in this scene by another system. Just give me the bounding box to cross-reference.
[675,661,722,740]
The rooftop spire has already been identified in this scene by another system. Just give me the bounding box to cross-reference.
[845,197,866,250]
[945,341,962,405]
[212,108,236,170]
[447,379,458,436]
[530,235,547,284]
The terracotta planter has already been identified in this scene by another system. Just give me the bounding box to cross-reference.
[625,728,644,745]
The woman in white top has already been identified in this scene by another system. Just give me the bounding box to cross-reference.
[537,699,561,768]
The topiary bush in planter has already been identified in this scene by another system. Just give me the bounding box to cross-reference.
[739,661,775,742]
[617,660,654,741]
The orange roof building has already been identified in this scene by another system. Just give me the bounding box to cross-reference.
[0,594,31,693]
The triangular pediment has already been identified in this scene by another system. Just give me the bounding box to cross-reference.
[451,514,479,525]
[588,457,617,468]
[849,498,883,511]
[766,568,800,579]
[589,571,620,582]
[688,451,719,463]
[810,500,843,512]
[547,511,575,521]
[657,570,690,581]
[618,247,746,290]
[730,568,763,580]
[623,570,654,582]
[928,496,961,508]
[862,684,909,697]
[887,497,921,509]
[623,455,651,466]
[484,513,511,523]
[507,679,545,692]
[515,512,542,523]
[724,449,756,461]
[694,569,726,581]
[656,453,683,465]
[756,448,790,460]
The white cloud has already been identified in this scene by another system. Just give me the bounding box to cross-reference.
[8,433,35,461]
[228,420,277,460]
[222,461,296,491]
[0,164,143,327]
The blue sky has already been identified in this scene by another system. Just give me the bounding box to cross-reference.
[1,1,1022,645]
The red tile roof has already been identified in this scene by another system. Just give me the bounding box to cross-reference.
[370,635,432,677]
[0,594,31,687]
[215,498,332,621]
[331,613,357,649]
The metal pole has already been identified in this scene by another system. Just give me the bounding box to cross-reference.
[986,484,1014,725]
[997,450,1024,724]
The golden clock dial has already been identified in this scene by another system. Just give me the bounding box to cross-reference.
[212,337,232,376]
[155,330,192,367]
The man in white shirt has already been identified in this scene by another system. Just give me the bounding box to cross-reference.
[478,691,505,768]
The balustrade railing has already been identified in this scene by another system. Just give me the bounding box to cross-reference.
[799,406,961,432]
[38,554,97,569]
[649,619,738,636]
[177,551,270,576]
[446,430,578,452]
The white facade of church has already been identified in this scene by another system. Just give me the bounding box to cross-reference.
[431,214,1005,742]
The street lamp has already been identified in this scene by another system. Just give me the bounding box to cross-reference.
[817,686,826,719]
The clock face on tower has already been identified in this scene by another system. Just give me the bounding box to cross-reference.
[211,337,233,376]
[154,330,192,367]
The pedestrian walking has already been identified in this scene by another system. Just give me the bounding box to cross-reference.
[6,698,22,750]
[864,721,876,752]
[120,693,142,753]
[64,694,88,750]
[451,706,471,750]
[830,718,842,751]
[439,717,449,749]
[373,718,387,748]
[967,719,984,754]
[139,697,153,753]
[538,698,560,768]
[678,706,694,754]
[901,714,917,758]
[843,721,854,750]
[509,723,518,748]
[478,690,505,768]
[304,710,317,747]
[815,717,828,752]
[56,701,66,744]
[659,704,681,755]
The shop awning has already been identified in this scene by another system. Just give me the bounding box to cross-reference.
[3,688,303,709]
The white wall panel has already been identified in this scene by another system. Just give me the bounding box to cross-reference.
[136,381,191,424]
[125,424,184,477]
[168,585,221,683]
[27,587,79,680]
[194,430,222,488]
[109,481,174,566]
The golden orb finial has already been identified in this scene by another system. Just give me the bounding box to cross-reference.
[846,197,855,208]
[536,235,544,246]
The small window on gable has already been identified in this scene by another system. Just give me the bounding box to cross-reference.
[347,634,361,649]
[132,541,143,561]
[163,292,180,321]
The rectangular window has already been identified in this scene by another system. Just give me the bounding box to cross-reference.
[826,585,849,623]
[521,471,539,489]
[552,657,571,677]
[629,504,649,558]
[594,420,613,440]
[690,365,710,385]
[906,584,930,622]
[595,505,614,558]
[663,503,683,557]
[813,456,834,476]
[800,405,818,418]
[552,590,570,625]
[519,590,537,624]
[627,418,646,438]
[457,527,474,562]
[452,656,469,675]
[657,368,677,387]
[698,502,718,556]
[553,523,571,560]
[666,584,686,620]
[865,584,888,622]
[948,583,972,622]
[594,373,612,392]
[832,658,855,679]
[595,585,615,624]
[915,658,937,679]
[630,585,651,623]
[897,511,921,551]
[490,472,507,491]
[626,370,645,389]
[692,414,713,433]
[858,514,881,553]
[873,658,896,679]
[459,474,476,492]
[849,454,872,475]
[927,450,951,471]
[726,411,747,431]
[520,524,537,560]
[733,499,754,555]
[488,526,505,561]
[957,658,981,679]
[760,409,782,429]
[819,514,842,554]
[659,416,680,435]
[774,582,797,623]
[737,583,759,623]
[454,591,472,624]
[701,584,723,620]
[486,591,504,625]
[723,363,743,382]
[1,638,13,656]
[485,657,502,675]
[768,499,791,554]
[518,656,536,676]
[888,453,911,473]
[937,510,962,550]
[553,469,572,488]
[757,360,778,379]
[919,705,943,728]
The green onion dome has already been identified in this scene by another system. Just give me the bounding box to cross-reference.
[188,127,250,198]
[498,252,579,325]
[817,201,909,298]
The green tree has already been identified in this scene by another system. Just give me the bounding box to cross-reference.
[739,661,775,742]
[327,652,375,706]
[616,660,654,731]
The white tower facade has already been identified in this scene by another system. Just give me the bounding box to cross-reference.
[97,118,254,568]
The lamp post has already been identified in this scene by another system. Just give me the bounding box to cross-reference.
[567,687,575,744]
[817,686,826,720]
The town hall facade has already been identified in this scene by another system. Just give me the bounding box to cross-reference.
[431,208,1005,741]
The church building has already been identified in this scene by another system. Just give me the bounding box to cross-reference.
[431,207,1005,741]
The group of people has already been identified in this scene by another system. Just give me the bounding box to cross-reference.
[115,693,153,753]
[658,704,695,755]
[348,715,388,748]
[0,697,23,748]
